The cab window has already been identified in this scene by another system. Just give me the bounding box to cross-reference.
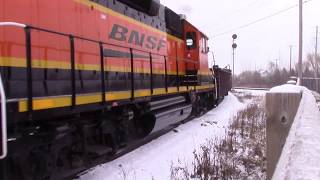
[186,32,196,49]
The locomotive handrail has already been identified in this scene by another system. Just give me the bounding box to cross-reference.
[176,52,180,90]
[164,56,168,92]
[24,26,33,116]
[69,35,76,108]
[0,22,199,64]
[0,72,7,159]
[130,48,135,100]
[99,42,106,104]
[0,22,26,28]
[0,21,202,114]
[149,52,154,94]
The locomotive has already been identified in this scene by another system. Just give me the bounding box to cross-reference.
[0,0,231,179]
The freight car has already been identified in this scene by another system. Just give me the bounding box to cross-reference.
[0,0,232,179]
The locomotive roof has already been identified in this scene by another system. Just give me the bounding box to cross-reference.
[182,19,209,40]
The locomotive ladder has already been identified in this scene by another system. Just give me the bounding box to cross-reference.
[0,22,25,160]
[0,71,7,160]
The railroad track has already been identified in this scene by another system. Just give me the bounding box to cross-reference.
[68,115,197,180]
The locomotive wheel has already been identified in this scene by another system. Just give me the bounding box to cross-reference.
[21,147,54,180]
[134,112,156,138]
[190,92,201,116]
[50,146,72,180]
[193,95,202,117]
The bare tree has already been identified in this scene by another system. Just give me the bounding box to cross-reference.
[307,53,320,76]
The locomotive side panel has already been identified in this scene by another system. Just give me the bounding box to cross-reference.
[0,0,186,115]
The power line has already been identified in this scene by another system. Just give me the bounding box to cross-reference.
[211,0,266,31]
[228,0,261,16]
[213,0,313,37]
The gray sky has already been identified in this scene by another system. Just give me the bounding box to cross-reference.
[161,0,320,74]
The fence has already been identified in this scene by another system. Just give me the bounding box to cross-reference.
[301,77,320,93]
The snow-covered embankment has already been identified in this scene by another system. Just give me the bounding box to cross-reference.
[78,92,252,180]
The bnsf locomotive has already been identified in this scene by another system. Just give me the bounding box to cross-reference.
[0,0,231,179]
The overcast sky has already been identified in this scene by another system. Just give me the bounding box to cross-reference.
[161,0,320,74]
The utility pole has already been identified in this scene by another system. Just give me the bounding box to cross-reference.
[316,26,318,56]
[289,45,293,72]
[315,26,318,91]
[278,51,281,69]
[298,0,303,85]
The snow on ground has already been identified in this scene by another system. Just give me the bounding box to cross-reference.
[233,88,267,96]
[269,84,304,93]
[78,91,261,180]
[272,85,320,180]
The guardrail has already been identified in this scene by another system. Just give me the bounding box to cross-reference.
[301,77,320,93]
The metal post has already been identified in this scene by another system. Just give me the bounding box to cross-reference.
[175,42,179,91]
[232,41,235,78]
[210,51,215,66]
[99,42,106,104]
[232,34,237,86]
[130,48,134,100]
[25,27,33,117]
[69,35,76,108]
[164,56,168,92]
[298,0,303,85]
[149,52,153,95]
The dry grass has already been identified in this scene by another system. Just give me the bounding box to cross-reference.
[171,96,266,180]
[312,91,320,111]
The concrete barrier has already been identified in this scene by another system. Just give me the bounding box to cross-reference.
[265,91,302,179]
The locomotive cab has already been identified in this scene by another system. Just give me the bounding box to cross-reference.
[183,20,211,86]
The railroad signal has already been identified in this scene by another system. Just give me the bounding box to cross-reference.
[232,34,238,84]
[232,43,237,49]
[232,34,237,40]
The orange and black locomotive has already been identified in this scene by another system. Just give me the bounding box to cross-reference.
[0,0,231,179]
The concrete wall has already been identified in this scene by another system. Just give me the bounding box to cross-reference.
[265,92,302,180]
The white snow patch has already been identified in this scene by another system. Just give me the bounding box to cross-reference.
[78,93,247,180]
[269,84,304,94]
[234,89,267,96]
[272,85,320,180]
